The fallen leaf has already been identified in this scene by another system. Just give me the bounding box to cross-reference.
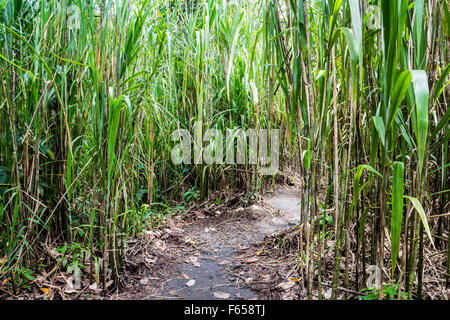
[145,257,157,264]
[89,283,99,291]
[281,292,296,300]
[153,239,167,251]
[180,273,190,279]
[278,281,295,290]
[54,276,66,285]
[193,261,201,267]
[245,257,259,264]
[64,278,76,294]
[323,288,332,299]
[256,251,262,256]
[41,288,50,295]
[186,279,196,287]
[213,292,231,299]
[289,277,300,283]
[194,211,205,219]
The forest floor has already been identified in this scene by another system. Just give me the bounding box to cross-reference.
[114,181,449,300]
[3,182,446,300]
[116,186,310,300]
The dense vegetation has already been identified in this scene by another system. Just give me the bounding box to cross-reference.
[0,0,448,299]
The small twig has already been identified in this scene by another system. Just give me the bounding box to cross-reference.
[321,281,362,296]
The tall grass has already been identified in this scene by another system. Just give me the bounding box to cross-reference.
[0,0,448,298]
[264,0,449,298]
[0,0,275,292]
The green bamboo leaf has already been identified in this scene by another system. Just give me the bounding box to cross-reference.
[410,70,429,176]
[328,0,343,45]
[431,107,450,139]
[0,52,39,79]
[348,164,382,220]
[387,70,412,131]
[443,0,450,37]
[226,9,243,101]
[391,161,404,276]
[359,164,382,178]
[404,196,435,249]
[348,0,362,52]
[395,112,415,150]
[434,62,450,100]
[341,27,360,63]
[372,116,386,147]
[413,0,425,68]
[302,140,311,173]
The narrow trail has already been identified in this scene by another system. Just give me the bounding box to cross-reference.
[158,189,301,300]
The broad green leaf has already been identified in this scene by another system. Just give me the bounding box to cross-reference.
[226,11,243,101]
[328,0,343,45]
[391,162,404,275]
[431,107,450,139]
[372,116,386,147]
[348,0,362,53]
[434,62,450,100]
[359,164,382,178]
[387,70,412,131]
[348,164,382,220]
[404,196,435,249]
[413,0,425,68]
[341,28,359,63]
[410,70,429,176]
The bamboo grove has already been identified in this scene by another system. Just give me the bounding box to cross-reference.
[0,0,449,299]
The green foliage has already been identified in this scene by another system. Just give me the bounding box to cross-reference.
[0,0,447,298]
[358,283,410,300]
[183,186,199,203]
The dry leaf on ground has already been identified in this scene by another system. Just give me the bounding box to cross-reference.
[213,292,231,299]
[186,279,196,287]
[278,281,295,290]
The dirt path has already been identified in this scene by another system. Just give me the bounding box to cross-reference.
[121,188,301,300]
